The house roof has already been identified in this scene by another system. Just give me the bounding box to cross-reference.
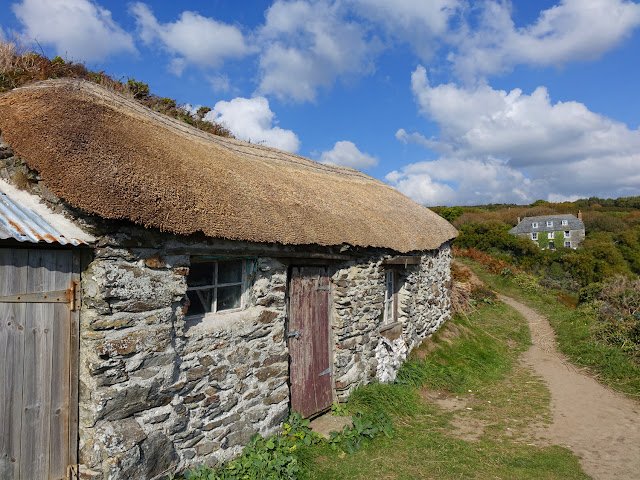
[510,214,584,234]
[0,79,457,253]
[0,179,95,245]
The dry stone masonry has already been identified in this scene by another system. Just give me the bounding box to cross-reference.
[1,134,453,479]
[75,238,451,478]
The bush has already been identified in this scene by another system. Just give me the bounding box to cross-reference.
[595,276,640,359]
[0,40,233,139]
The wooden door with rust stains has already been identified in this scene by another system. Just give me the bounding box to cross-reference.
[288,266,333,418]
[0,249,76,480]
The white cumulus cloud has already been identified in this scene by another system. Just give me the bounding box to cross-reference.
[319,141,378,169]
[11,0,135,61]
[130,3,251,75]
[257,0,376,102]
[206,96,300,153]
[450,0,640,82]
[390,65,640,205]
[348,0,461,60]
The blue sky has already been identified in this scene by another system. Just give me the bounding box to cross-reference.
[1,0,639,206]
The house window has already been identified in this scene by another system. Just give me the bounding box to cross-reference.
[564,241,571,248]
[548,241,555,250]
[546,221,553,227]
[532,222,539,229]
[383,270,399,324]
[548,232,555,239]
[561,220,568,226]
[564,231,570,238]
[531,232,538,240]
[186,259,244,315]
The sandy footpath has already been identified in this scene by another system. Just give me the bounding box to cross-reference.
[500,295,640,480]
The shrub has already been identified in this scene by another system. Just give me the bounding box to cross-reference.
[594,276,640,359]
[0,40,233,139]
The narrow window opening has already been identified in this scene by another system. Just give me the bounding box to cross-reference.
[383,270,399,324]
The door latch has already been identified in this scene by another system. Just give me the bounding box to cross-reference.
[286,330,301,339]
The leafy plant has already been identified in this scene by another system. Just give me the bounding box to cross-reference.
[328,412,393,454]
[330,402,350,416]
[180,413,322,480]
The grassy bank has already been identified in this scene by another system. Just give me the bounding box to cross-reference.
[460,258,640,399]
[309,301,587,479]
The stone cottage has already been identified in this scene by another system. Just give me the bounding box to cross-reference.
[0,79,457,480]
[510,213,585,249]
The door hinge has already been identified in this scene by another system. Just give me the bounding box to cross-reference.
[67,464,79,480]
[0,283,77,311]
[0,290,69,304]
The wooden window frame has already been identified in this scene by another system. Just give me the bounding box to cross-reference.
[532,222,539,229]
[548,232,555,239]
[383,270,399,325]
[186,259,246,316]
[546,220,554,227]
[561,219,569,226]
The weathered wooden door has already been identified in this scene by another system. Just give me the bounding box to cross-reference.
[288,266,333,418]
[0,249,77,480]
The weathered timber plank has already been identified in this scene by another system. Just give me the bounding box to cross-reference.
[0,249,28,480]
[50,251,73,479]
[68,251,82,468]
[20,250,55,479]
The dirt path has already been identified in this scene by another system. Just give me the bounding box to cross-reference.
[499,295,640,480]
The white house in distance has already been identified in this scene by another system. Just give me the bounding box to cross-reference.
[510,213,585,249]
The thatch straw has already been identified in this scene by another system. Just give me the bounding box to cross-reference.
[0,79,457,252]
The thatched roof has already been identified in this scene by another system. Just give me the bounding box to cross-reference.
[0,79,456,253]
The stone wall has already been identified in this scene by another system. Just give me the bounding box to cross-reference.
[331,245,452,397]
[2,133,453,479]
[78,243,289,479]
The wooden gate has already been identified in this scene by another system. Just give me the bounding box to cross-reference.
[0,248,79,480]
[288,266,333,418]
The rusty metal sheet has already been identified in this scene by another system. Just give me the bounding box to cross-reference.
[0,181,94,246]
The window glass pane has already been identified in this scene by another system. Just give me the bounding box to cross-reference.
[217,285,242,311]
[217,260,243,284]
[187,262,214,287]
[187,289,212,315]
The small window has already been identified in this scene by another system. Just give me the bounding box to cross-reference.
[532,222,539,229]
[531,232,538,240]
[383,270,399,324]
[546,220,553,227]
[186,260,244,315]
[564,241,571,248]
[548,241,555,250]
[564,231,570,238]
[548,232,555,239]
[561,219,568,226]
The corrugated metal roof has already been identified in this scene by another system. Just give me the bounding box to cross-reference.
[0,181,94,246]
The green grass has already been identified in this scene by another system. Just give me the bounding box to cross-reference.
[309,302,588,480]
[461,258,640,399]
